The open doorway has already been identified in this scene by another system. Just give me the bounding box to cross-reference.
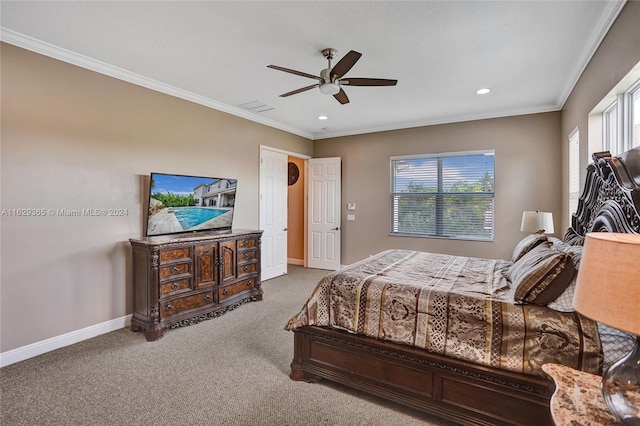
[287,156,305,266]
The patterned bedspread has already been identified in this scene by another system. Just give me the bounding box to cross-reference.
[286,249,602,377]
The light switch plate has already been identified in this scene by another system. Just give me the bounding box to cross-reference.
[347,203,356,210]
[347,214,356,221]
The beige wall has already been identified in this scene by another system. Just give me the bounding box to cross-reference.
[0,43,313,352]
[314,112,562,265]
[560,1,640,232]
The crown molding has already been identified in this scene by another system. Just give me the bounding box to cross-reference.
[314,104,561,140]
[554,0,627,108]
[0,27,314,140]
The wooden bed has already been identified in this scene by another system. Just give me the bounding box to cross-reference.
[287,147,640,426]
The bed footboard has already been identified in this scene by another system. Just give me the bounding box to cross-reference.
[291,326,554,426]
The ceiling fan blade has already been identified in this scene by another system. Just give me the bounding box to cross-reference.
[330,50,362,80]
[279,84,319,97]
[340,78,398,86]
[333,89,350,105]
[267,65,323,81]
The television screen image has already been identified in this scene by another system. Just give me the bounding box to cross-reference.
[146,172,237,236]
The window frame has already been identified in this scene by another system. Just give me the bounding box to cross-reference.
[568,127,580,223]
[603,78,640,154]
[626,79,640,150]
[389,150,495,242]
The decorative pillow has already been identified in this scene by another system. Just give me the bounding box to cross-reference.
[546,238,583,312]
[548,237,583,268]
[511,233,549,263]
[562,228,585,247]
[546,279,577,312]
[508,244,575,305]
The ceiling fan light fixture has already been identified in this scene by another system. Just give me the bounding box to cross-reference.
[476,88,491,95]
[268,48,397,105]
[319,82,340,95]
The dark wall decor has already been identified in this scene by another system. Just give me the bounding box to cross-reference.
[288,161,300,186]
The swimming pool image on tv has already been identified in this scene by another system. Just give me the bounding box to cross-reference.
[145,172,238,236]
[173,208,228,229]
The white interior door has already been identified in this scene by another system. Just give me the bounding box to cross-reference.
[307,157,341,270]
[259,148,288,280]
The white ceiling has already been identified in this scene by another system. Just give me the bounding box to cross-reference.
[0,1,625,140]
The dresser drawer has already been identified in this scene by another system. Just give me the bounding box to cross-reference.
[160,291,214,318]
[219,278,257,302]
[238,262,257,277]
[159,277,191,296]
[238,249,257,262]
[237,238,257,249]
[159,247,190,263]
[159,262,191,279]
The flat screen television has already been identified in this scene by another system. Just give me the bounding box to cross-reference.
[145,172,237,237]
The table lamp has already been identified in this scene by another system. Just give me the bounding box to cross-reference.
[520,211,554,234]
[573,232,640,425]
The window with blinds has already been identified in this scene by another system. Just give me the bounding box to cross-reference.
[390,151,495,241]
[569,128,580,222]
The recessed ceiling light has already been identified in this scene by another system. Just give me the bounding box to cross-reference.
[318,115,328,120]
[476,88,491,95]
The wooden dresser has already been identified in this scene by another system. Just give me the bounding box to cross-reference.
[129,229,262,341]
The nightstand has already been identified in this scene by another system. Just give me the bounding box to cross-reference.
[542,363,618,425]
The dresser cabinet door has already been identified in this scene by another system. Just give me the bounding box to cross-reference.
[194,243,217,288]
[219,240,237,285]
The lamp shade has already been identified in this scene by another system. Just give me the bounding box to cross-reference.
[520,211,554,234]
[573,233,640,336]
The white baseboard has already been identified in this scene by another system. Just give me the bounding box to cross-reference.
[287,258,304,266]
[0,314,132,368]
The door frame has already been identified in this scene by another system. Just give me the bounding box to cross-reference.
[259,145,311,270]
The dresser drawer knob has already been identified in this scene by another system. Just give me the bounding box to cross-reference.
[204,294,211,302]
[223,288,228,296]
[243,265,249,272]
[171,282,179,290]
[246,281,252,287]
[171,266,178,274]
[243,252,250,259]
[165,304,173,312]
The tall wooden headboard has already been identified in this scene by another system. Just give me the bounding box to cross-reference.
[564,146,640,246]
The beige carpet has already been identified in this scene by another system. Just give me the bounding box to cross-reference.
[0,265,457,426]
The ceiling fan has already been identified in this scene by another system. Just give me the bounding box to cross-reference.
[267,48,398,105]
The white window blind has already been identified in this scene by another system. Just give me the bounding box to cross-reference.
[390,151,495,241]
[569,128,580,222]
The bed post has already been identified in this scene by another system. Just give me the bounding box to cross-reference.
[290,329,322,382]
